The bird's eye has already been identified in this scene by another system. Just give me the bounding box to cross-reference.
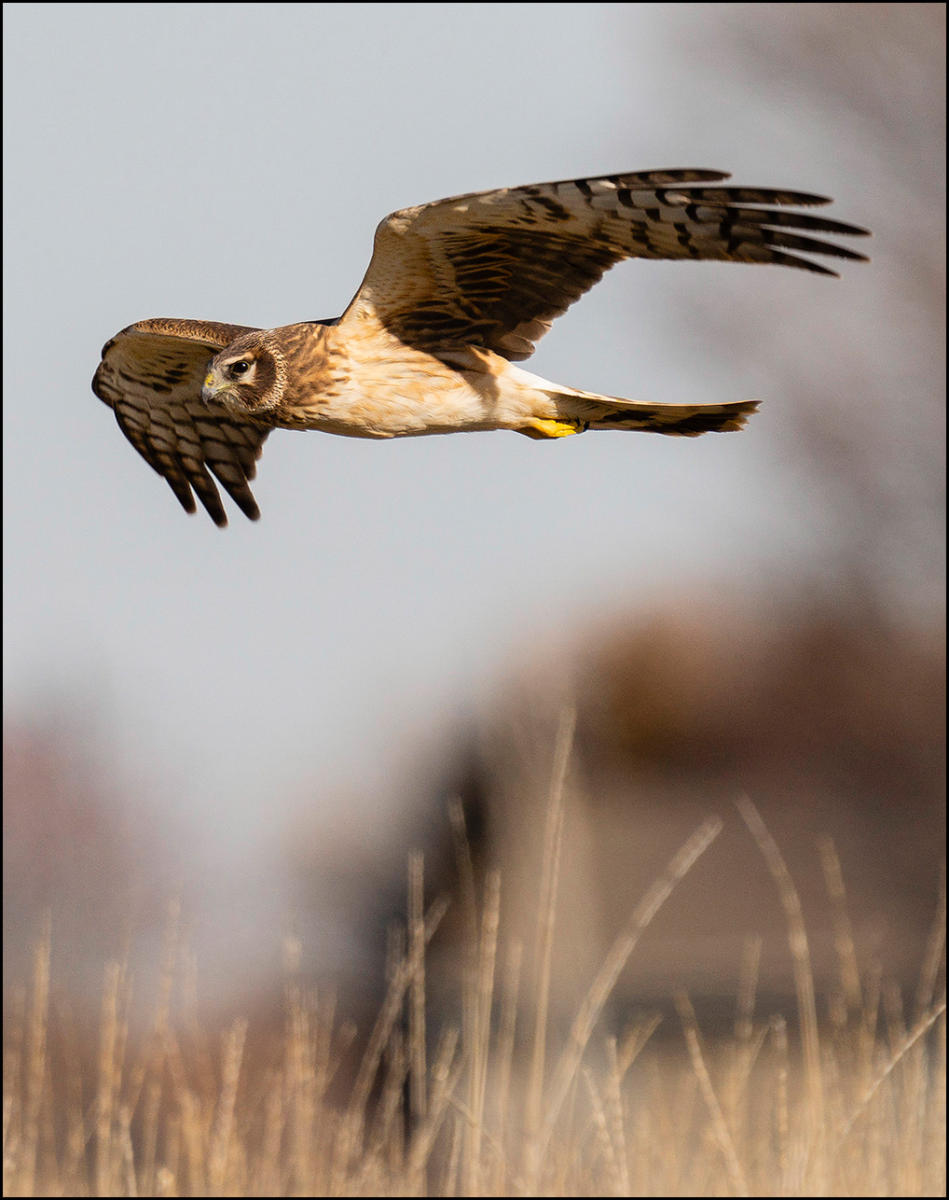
[229,360,251,378]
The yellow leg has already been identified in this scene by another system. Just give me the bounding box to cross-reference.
[519,418,586,439]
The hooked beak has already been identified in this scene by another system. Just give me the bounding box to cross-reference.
[201,371,221,404]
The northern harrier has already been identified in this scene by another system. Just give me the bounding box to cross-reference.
[93,169,868,526]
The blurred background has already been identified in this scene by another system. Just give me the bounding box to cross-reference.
[4,4,944,1038]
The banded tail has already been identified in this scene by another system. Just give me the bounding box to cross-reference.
[517,370,759,439]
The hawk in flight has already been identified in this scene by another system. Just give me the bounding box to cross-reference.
[93,169,868,526]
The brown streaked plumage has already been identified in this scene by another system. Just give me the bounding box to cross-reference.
[93,168,869,525]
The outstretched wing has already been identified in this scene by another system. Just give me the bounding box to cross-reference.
[340,168,870,361]
[92,318,271,526]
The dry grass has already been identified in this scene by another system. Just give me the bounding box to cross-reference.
[3,741,945,1196]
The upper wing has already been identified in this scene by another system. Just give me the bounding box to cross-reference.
[92,318,271,526]
[340,168,870,361]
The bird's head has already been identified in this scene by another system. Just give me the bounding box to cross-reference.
[202,330,286,415]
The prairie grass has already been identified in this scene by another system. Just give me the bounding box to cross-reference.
[3,725,945,1196]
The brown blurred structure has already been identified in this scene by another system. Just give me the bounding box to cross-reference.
[3,714,171,1012]
[373,588,946,1036]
